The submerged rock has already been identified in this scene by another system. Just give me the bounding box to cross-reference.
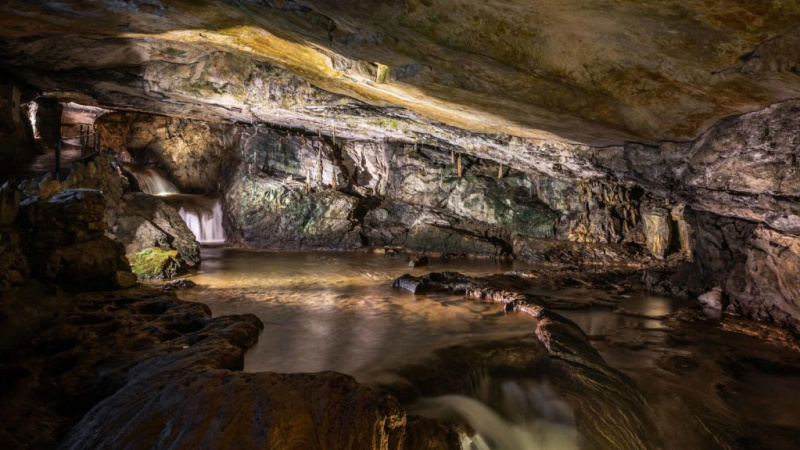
[409,256,429,267]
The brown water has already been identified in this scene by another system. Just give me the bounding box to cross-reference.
[179,249,800,449]
[180,248,537,381]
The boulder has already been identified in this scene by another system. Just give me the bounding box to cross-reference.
[226,176,362,250]
[128,247,185,280]
[114,193,201,273]
[409,256,429,267]
[17,189,134,289]
[512,236,647,268]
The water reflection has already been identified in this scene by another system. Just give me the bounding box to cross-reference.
[180,249,533,380]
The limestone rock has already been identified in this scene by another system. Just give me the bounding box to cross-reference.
[731,227,800,331]
[114,193,201,272]
[513,236,647,268]
[642,207,672,259]
[128,248,185,280]
[2,0,799,146]
[115,270,138,288]
[17,189,134,289]
[698,287,724,310]
[226,175,362,250]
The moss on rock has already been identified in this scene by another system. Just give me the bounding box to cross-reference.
[128,248,183,280]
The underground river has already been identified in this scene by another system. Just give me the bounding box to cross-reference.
[175,248,800,450]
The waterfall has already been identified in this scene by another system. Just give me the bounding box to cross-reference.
[122,162,179,195]
[416,380,579,450]
[124,162,226,244]
[177,199,226,244]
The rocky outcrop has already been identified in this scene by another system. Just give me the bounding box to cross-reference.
[1,0,799,146]
[113,192,201,273]
[0,286,450,449]
[8,151,200,281]
[226,174,363,250]
[390,271,657,449]
[691,212,800,331]
[17,189,132,290]
[96,112,240,194]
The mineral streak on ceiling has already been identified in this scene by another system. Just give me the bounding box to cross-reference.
[0,0,799,146]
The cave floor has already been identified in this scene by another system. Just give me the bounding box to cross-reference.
[179,248,800,450]
[2,249,800,449]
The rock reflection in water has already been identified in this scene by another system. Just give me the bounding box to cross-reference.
[179,249,532,380]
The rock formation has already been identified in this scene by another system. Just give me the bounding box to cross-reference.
[1,1,800,448]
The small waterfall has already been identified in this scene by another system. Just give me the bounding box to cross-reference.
[122,162,179,195]
[177,199,226,244]
[416,380,579,450]
[124,162,226,244]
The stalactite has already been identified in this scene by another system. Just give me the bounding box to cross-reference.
[332,126,336,145]
[306,169,311,193]
[451,150,456,164]
[331,173,337,190]
[457,154,463,177]
[316,149,323,185]
[498,164,504,179]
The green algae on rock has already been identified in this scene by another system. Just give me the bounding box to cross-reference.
[128,247,184,280]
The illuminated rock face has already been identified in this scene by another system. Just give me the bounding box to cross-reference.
[1,2,799,326]
[0,0,799,146]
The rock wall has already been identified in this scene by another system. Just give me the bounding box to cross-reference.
[99,113,662,258]
[3,151,200,288]
[96,112,240,195]
[93,100,800,330]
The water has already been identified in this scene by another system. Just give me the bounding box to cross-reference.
[180,249,576,449]
[173,197,226,244]
[122,162,179,195]
[180,249,532,378]
[416,379,580,450]
[123,163,226,243]
[177,250,800,450]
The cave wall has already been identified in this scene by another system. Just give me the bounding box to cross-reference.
[91,100,800,331]
[96,112,664,258]
[96,112,241,195]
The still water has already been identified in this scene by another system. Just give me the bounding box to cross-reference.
[180,248,535,380]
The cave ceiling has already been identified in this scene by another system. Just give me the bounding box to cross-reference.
[1,0,799,147]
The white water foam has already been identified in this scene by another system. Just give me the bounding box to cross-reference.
[178,200,226,244]
[419,380,579,450]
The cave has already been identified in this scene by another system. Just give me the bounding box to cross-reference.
[1,1,799,449]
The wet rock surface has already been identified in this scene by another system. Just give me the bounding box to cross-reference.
[0,285,449,450]
[390,271,657,449]
[392,269,800,449]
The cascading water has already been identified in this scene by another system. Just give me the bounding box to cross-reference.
[122,162,179,195]
[123,162,226,244]
[415,378,579,450]
[176,199,226,244]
